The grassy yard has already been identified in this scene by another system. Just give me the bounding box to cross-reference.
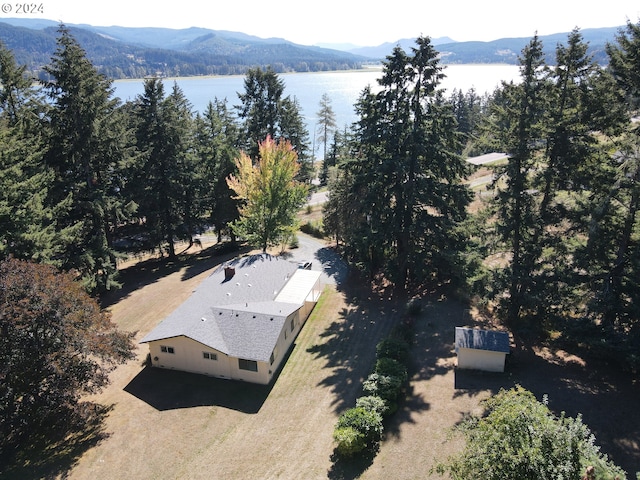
[9,241,638,479]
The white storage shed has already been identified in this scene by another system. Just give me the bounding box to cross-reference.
[455,327,510,373]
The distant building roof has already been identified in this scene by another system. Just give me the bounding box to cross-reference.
[455,327,510,354]
[140,254,321,362]
[466,152,509,166]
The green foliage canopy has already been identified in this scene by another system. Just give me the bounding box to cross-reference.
[0,258,135,455]
[227,136,308,251]
[435,386,626,480]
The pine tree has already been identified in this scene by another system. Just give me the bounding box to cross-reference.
[132,79,196,258]
[0,42,60,263]
[344,37,471,291]
[316,93,337,165]
[194,99,241,242]
[236,67,285,157]
[486,35,548,323]
[42,26,132,292]
[236,67,311,174]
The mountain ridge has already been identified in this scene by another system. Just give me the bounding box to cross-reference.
[0,18,625,79]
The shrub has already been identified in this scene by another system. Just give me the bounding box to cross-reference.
[335,407,383,445]
[299,220,324,238]
[434,386,627,479]
[375,357,408,383]
[376,337,410,364]
[362,373,403,414]
[355,395,389,417]
[333,427,366,457]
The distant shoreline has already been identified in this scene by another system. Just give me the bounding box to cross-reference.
[111,63,520,84]
[111,65,384,84]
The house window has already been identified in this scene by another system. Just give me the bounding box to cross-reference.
[203,352,217,361]
[270,351,275,365]
[238,358,258,372]
[160,345,175,354]
[290,317,295,332]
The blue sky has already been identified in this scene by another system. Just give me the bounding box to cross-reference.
[4,0,640,46]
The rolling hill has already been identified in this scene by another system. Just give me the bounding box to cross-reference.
[0,19,369,79]
[0,18,625,80]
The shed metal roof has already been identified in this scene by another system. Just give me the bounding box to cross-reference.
[455,327,510,354]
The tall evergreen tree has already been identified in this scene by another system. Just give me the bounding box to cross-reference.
[0,43,61,263]
[236,67,311,175]
[485,35,548,323]
[132,79,196,258]
[280,96,313,182]
[342,37,471,291]
[316,93,337,165]
[573,19,640,349]
[194,99,241,241]
[42,25,132,292]
[607,19,640,113]
[236,67,285,157]
[533,30,626,316]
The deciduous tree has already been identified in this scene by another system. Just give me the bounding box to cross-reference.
[0,258,135,456]
[435,386,626,479]
[227,136,308,252]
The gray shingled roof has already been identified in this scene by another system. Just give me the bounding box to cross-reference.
[455,327,510,354]
[140,254,305,361]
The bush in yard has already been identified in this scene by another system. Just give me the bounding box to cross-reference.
[333,427,366,457]
[434,386,627,480]
[355,395,389,417]
[362,373,403,414]
[333,407,383,456]
[299,220,324,238]
[376,337,410,364]
[374,357,408,383]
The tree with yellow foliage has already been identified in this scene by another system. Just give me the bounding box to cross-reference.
[227,136,308,252]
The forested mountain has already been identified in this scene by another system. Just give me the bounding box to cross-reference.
[0,18,625,80]
[347,27,621,64]
[0,19,368,79]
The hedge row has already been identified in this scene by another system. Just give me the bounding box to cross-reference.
[332,312,416,457]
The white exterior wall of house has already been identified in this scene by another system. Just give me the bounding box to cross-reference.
[147,335,270,385]
[457,347,506,372]
[267,310,301,378]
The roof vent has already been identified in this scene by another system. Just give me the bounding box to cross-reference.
[224,266,235,280]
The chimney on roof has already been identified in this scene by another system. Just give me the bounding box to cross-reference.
[224,266,235,280]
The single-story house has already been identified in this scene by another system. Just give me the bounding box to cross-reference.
[140,254,322,384]
[455,327,510,373]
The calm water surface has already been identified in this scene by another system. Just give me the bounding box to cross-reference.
[113,64,520,128]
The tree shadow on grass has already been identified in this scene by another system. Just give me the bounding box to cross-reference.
[327,444,380,480]
[0,403,112,480]
[123,365,273,413]
[306,279,401,415]
[101,242,248,309]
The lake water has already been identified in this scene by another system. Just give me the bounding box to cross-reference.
[113,64,520,129]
